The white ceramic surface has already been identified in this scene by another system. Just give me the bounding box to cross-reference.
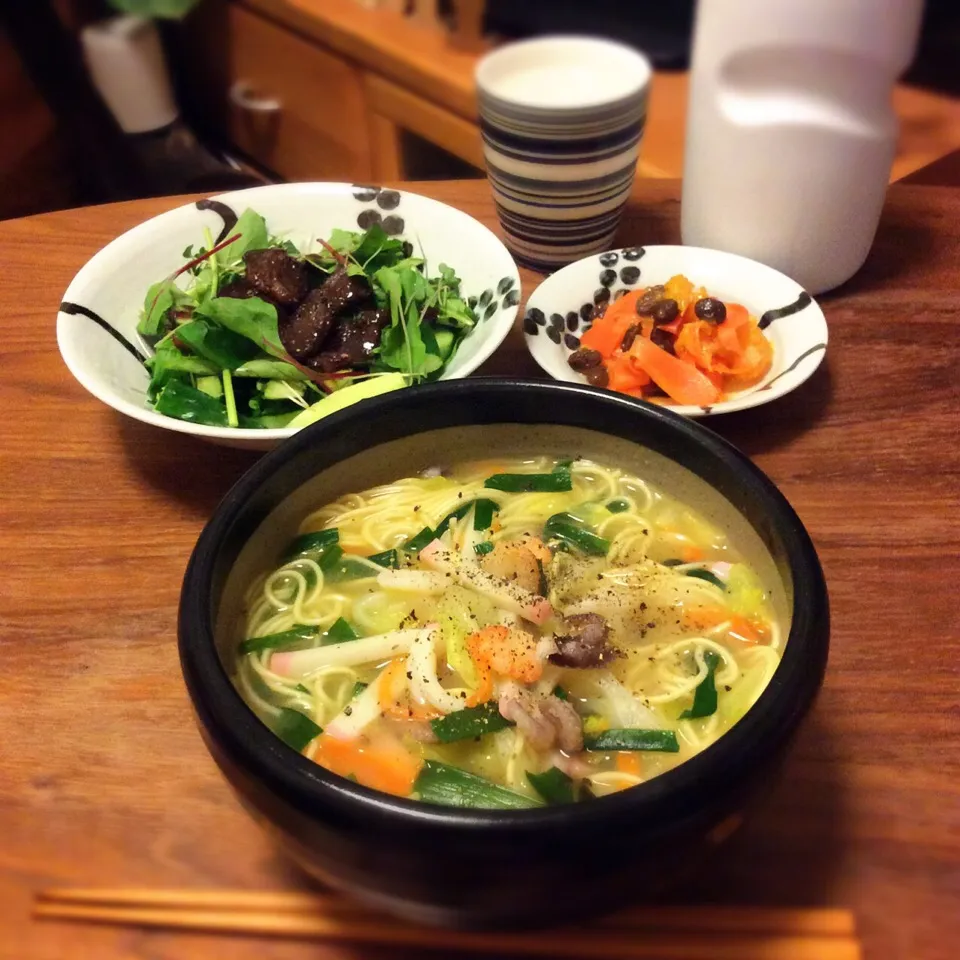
[523,244,828,417]
[682,0,924,293]
[57,182,521,449]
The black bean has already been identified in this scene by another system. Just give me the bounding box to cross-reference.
[568,347,602,371]
[650,327,676,354]
[635,285,666,316]
[585,365,609,387]
[620,324,640,351]
[694,297,727,324]
[651,298,680,325]
[599,269,617,288]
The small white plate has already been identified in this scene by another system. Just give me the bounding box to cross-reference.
[57,182,521,449]
[523,244,828,416]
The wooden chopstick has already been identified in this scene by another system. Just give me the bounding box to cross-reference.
[34,888,861,960]
[36,887,856,936]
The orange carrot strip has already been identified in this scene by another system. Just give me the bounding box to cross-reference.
[628,337,722,406]
[684,606,769,646]
[313,732,422,797]
[681,545,704,563]
[605,353,650,394]
[616,752,643,777]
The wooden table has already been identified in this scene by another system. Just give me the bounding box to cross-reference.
[1,179,957,960]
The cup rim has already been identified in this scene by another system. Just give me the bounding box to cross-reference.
[475,35,652,113]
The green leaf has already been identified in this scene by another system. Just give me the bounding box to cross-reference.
[216,208,269,265]
[354,224,405,272]
[324,617,359,644]
[473,541,494,556]
[527,767,576,804]
[271,707,322,753]
[153,378,228,426]
[172,319,259,370]
[145,340,217,396]
[138,280,177,336]
[238,625,319,655]
[679,652,721,720]
[195,296,285,358]
[429,702,513,743]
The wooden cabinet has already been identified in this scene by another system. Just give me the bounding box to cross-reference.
[220,4,373,181]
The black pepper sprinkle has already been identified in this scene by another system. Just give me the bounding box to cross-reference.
[406,671,413,680]
[724,685,732,692]
[343,706,353,716]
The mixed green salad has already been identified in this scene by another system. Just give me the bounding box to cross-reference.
[137,209,479,429]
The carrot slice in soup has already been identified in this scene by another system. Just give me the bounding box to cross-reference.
[313,731,422,796]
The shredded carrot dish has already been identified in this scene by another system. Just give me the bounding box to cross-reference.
[568,275,773,407]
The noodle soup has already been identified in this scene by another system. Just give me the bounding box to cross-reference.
[233,456,783,808]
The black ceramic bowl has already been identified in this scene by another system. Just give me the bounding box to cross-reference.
[179,379,828,929]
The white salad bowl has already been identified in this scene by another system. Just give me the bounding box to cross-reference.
[523,244,828,417]
[57,182,521,449]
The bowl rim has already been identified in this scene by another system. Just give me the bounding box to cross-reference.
[179,379,829,831]
[57,181,522,443]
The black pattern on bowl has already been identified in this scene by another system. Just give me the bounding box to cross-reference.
[377,190,401,210]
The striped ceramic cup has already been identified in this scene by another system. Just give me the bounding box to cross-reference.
[476,36,652,271]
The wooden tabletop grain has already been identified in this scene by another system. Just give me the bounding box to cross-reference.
[0,179,957,960]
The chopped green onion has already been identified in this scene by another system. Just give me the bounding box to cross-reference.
[472,498,499,531]
[319,550,380,582]
[686,568,727,590]
[552,685,569,701]
[238,625,318,655]
[368,548,399,568]
[351,681,368,698]
[606,499,630,513]
[679,652,721,719]
[413,760,542,809]
[403,527,436,553]
[584,729,680,753]
[429,701,512,743]
[484,470,572,493]
[527,767,575,804]
[284,528,339,561]
[324,618,359,644]
[474,541,494,556]
[272,708,322,753]
[542,513,610,556]
[662,558,684,567]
